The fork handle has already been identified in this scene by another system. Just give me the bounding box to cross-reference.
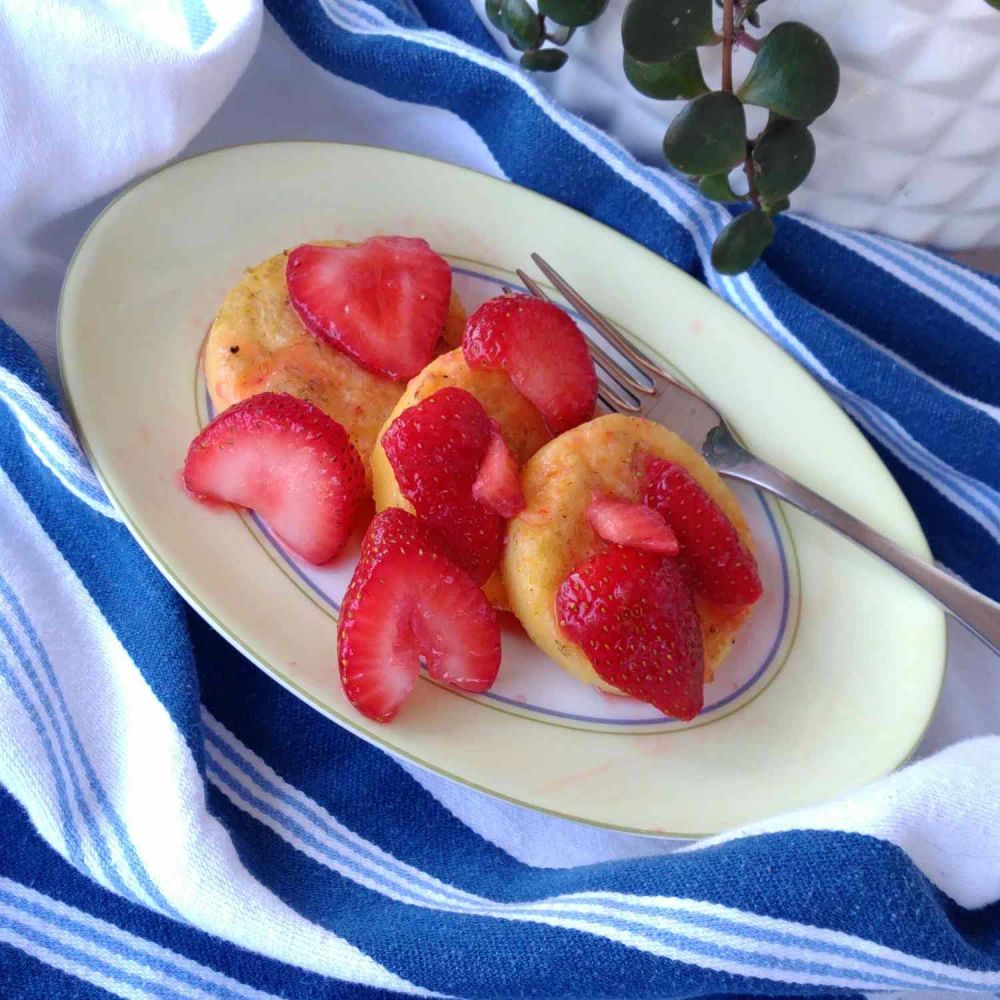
[704,428,1000,656]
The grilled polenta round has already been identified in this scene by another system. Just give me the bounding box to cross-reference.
[504,414,753,694]
[371,348,552,608]
[203,241,466,485]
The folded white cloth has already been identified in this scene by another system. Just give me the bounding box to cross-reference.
[0,0,261,373]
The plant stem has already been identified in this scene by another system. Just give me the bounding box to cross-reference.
[721,0,735,91]
[743,140,761,209]
[725,0,761,208]
[736,28,759,52]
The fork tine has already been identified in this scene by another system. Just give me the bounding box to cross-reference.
[515,269,654,398]
[514,269,547,301]
[595,381,641,413]
[530,253,672,381]
[596,390,623,414]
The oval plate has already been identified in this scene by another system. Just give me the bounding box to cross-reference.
[59,142,945,837]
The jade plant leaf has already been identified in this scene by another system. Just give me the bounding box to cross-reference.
[501,0,542,51]
[486,0,504,30]
[711,210,775,273]
[520,48,570,70]
[662,91,746,176]
[623,50,708,100]
[622,0,716,64]
[539,0,609,26]
[738,22,839,121]
[752,118,815,200]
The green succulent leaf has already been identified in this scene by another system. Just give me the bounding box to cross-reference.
[764,196,791,215]
[738,22,840,120]
[662,91,746,176]
[711,210,775,273]
[752,118,815,200]
[698,172,743,203]
[623,50,708,100]
[986,0,1000,9]
[501,0,542,50]
[485,0,504,30]
[622,0,716,64]
[539,0,609,26]
[519,48,570,70]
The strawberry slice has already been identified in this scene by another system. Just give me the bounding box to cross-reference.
[643,458,762,609]
[473,430,525,519]
[338,508,501,722]
[587,493,679,555]
[557,547,704,719]
[286,236,451,381]
[184,392,365,564]
[381,387,504,585]
[462,294,598,435]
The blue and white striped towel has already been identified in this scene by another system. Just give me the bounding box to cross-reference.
[1,1,999,997]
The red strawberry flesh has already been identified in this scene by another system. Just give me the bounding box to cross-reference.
[338,509,501,722]
[286,236,451,381]
[587,493,679,555]
[183,392,365,564]
[473,430,525,519]
[381,387,503,585]
[557,547,704,719]
[462,294,598,435]
[642,458,762,609]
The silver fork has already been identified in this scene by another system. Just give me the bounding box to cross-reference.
[517,253,1000,656]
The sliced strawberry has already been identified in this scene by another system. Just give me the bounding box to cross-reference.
[462,294,598,435]
[338,508,501,722]
[587,493,678,555]
[643,458,762,609]
[286,236,451,381]
[183,392,364,564]
[473,430,525,519]
[557,547,704,719]
[381,387,503,585]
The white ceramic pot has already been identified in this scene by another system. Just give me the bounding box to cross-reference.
[479,0,1000,249]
